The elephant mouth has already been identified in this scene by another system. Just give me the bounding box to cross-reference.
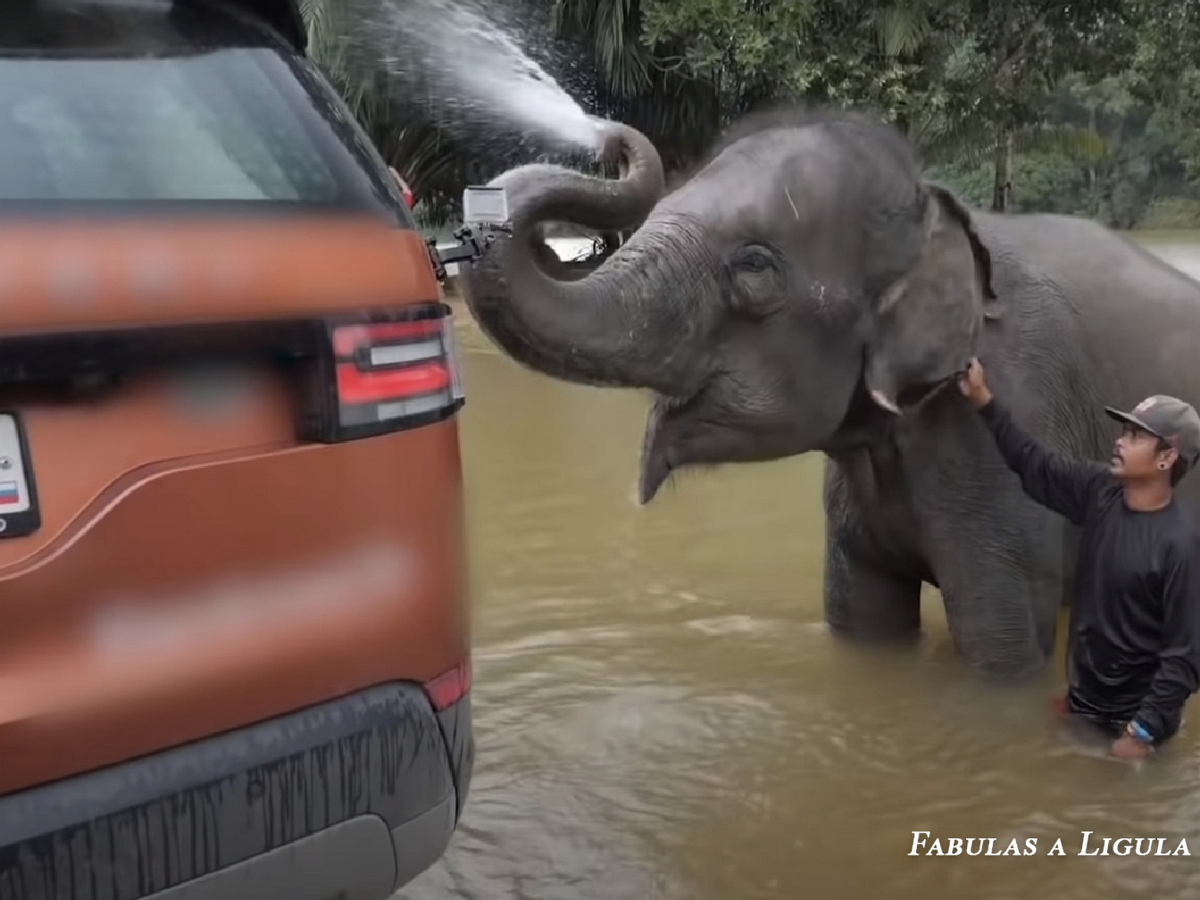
[637,393,692,505]
[895,377,954,410]
[908,363,977,411]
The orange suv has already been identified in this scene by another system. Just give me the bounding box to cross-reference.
[0,1,473,898]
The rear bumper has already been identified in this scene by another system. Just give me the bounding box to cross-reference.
[0,682,473,900]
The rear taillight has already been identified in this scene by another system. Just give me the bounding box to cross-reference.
[389,166,416,209]
[299,303,465,442]
[423,660,471,711]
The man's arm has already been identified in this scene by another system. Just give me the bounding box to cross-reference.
[977,398,1109,527]
[1130,541,1200,744]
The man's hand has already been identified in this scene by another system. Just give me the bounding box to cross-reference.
[1111,735,1152,760]
[1112,722,1154,760]
[958,358,993,409]
[1051,694,1069,720]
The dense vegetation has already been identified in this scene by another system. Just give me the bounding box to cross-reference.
[301,0,1200,231]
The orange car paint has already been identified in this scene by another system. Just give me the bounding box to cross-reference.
[0,215,469,795]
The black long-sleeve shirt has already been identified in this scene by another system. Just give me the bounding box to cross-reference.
[979,398,1200,742]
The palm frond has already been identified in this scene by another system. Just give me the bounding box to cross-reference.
[869,3,933,57]
[551,0,651,97]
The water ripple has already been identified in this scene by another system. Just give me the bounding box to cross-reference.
[402,340,1200,900]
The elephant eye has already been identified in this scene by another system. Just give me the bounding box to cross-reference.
[733,245,775,273]
[725,244,788,319]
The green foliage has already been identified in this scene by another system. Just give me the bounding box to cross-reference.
[302,0,455,225]
[930,152,1090,214]
[300,0,1200,231]
[639,0,930,122]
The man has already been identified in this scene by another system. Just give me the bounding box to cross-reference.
[958,358,1200,760]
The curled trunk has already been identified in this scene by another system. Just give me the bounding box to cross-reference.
[459,122,717,395]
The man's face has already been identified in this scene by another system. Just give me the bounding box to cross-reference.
[1110,424,1175,481]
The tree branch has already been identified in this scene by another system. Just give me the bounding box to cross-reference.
[993,11,1048,86]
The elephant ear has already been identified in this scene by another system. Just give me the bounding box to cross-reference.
[864,183,997,413]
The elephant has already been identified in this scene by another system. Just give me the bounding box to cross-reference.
[457,106,1200,678]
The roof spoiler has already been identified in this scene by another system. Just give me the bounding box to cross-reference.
[202,0,308,53]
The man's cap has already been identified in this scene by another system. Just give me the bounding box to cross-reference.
[1105,395,1200,472]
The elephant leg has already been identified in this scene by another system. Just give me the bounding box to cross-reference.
[824,526,922,640]
[822,455,923,641]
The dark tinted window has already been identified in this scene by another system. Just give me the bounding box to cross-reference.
[0,1,404,215]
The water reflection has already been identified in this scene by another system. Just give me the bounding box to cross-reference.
[401,243,1200,900]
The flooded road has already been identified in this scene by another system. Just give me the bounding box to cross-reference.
[402,238,1200,900]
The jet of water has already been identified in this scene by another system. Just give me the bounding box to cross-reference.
[330,0,606,154]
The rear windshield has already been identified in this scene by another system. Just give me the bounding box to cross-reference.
[0,1,403,215]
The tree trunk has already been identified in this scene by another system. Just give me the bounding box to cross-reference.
[991,130,1014,212]
[1087,105,1098,210]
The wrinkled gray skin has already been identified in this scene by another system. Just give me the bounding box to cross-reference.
[459,109,1200,678]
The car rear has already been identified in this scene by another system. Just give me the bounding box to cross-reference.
[0,2,473,898]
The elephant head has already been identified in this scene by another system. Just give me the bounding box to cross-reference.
[459,108,997,504]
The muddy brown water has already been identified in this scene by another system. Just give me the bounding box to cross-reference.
[401,238,1200,900]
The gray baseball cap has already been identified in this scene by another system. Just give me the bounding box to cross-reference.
[1105,395,1200,473]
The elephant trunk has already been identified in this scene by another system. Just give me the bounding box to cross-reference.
[459,122,718,396]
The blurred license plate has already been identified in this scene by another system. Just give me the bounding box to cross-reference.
[0,412,40,537]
